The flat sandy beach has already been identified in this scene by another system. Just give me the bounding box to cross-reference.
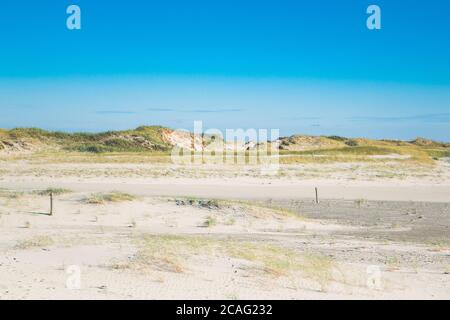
[1,157,449,299]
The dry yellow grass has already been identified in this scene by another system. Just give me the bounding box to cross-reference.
[385,257,401,271]
[0,150,172,164]
[84,192,136,204]
[34,188,72,196]
[222,199,304,220]
[0,190,24,199]
[124,235,210,273]
[203,215,217,227]
[227,242,334,289]
[280,143,436,164]
[15,236,54,249]
[429,241,450,252]
[124,234,334,291]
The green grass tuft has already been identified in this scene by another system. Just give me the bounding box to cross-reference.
[34,188,72,196]
[204,215,217,227]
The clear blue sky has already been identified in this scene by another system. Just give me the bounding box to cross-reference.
[1,0,449,140]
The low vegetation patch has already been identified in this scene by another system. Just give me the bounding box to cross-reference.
[126,235,213,273]
[355,198,367,208]
[228,242,334,289]
[224,217,236,225]
[15,235,54,249]
[424,149,450,159]
[125,234,334,290]
[279,142,441,164]
[174,198,303,221]
[429,241,450,252]
[34,188,72,196]
[0,189,24,199]
[175,198,220,209]
[226,200,304,220]
[203,215,217,227]
[84,191,136,204]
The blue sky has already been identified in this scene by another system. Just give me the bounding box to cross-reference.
[1,0,449,140]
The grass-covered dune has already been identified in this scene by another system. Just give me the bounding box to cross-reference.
[278,135,450,163]
[0,126,173,153]
[0,126,449,163]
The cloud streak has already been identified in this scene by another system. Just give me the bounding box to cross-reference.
[96,110,136,115]
[349,113,450,123]
[183,108,243,113]
[146,108,175,112]
[97,108,244,114]
[146,107,243,113]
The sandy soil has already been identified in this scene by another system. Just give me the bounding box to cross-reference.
[268,199,450,244]
[0,159,450,202]
[0,159,449,299]
[0,193,449,300]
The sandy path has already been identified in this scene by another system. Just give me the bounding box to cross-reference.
[1,179,449,202]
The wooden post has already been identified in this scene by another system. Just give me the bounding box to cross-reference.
[50,192,53,215]
[315,187,319,204]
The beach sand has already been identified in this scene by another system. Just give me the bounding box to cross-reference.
[0,158,449,299]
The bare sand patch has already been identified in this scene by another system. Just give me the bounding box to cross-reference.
[0,192,449,299]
